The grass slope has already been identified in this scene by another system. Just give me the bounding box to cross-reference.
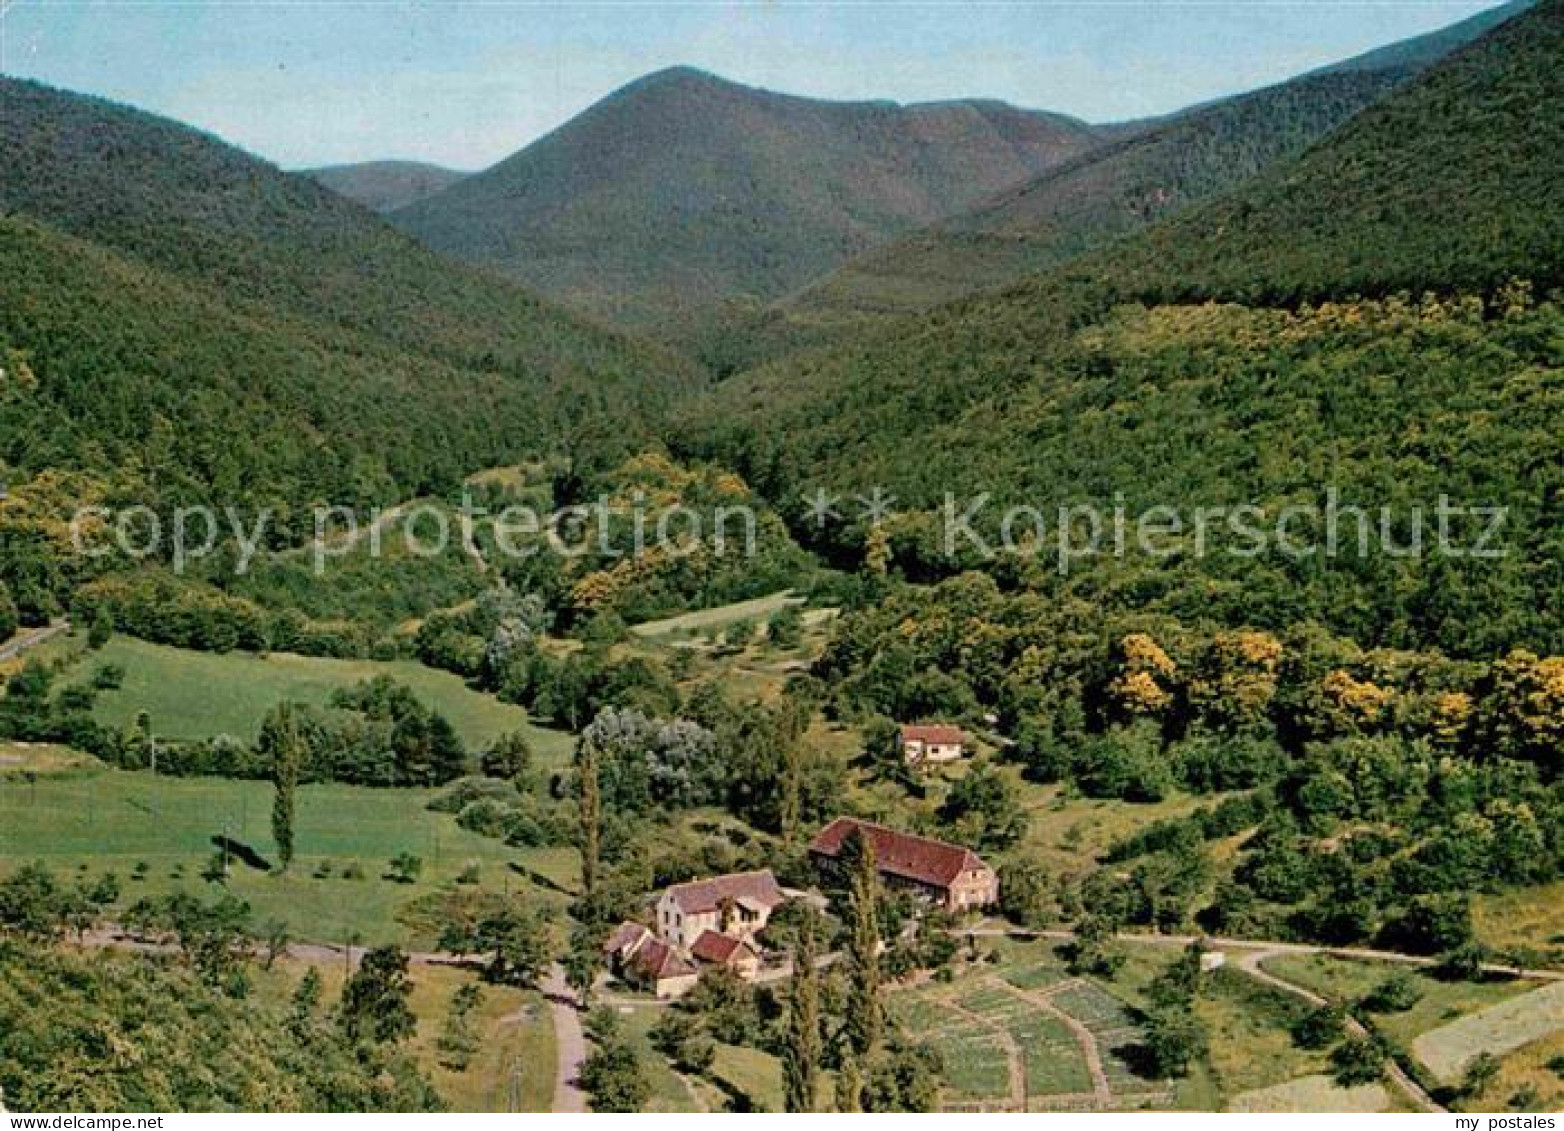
[66,635,570,760]
[0,754,577,945]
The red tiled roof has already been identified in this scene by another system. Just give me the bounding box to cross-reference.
[809,817,990,889]
[690,930,757,966]
[664,869,785,915]
[900,724,965,745]
[603,921,651,958]
[630,937,696,981]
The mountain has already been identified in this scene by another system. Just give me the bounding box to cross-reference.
[1310,0,1535,74]
[303,159,468,213]
[0,77,692,619]
[681,0,1564,656]
[391,67,1102,332]
[760,0,1537,351]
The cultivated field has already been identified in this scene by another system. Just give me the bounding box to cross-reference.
[890,943,1175,1111]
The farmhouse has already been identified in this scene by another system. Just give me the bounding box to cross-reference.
[689,929,762,979]
[602,923,700,999]
[898,723,967,766]
[809,817,999,912]
[656,869,786,951]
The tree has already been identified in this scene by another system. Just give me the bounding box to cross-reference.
[87,603,114,650]
[481,730,533,784]
[565,923,605,1011]
[259,703,305,870]
[0,862,62,938]
[153,891,253,993]
[938,761,1027,851]
[580,1012,650,1113]
[843,830,883,1058]
[1462,1051,1500,1100]
[782,908,823,1112]
[1330,1034,1388,1087]
[437,983,484,1071]
[0,581,17,642]
[1065,913,1124,978]
[386,852,423,884]
[867,1036,943,1112]
[769,605,804,650]
[442,906,549,987]
[685,967,756,1046]
[1382,893,1475,956]
[835,1053,864,1113]
[576,729,602,907]
[1291,1003,1347,1050]
[1142,1004,1208,1078]
[650,1009,714,1074]
[1362,970,1422,1013]
[289,966,323,1038]
[861,717,912,788]
[341,945,416,1045]
[999,858,1051,927]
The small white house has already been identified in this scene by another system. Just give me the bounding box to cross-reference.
[898,723,967,766]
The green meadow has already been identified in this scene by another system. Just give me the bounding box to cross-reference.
[0,749,579,947]
[63,635,574,768]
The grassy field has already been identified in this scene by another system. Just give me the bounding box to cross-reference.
[1194,967,1327,1104]
[0,748,578,946]
[251,956,556,1111]
[1466,1027,1564,1112]
[61,636,573,766]
[1259,953,1535,1053]
[1473,881,1564,961]
[708,1042,785,1112]
[629,592,802,639]
[1228,1075,1390,1113]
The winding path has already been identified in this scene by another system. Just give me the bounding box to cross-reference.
[1232,948,1442,1113]
[0,619,69,663]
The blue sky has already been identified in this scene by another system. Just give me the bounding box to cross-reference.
[0,1,1504,170]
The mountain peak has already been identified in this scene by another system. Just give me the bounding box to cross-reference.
[394,69,1102,332]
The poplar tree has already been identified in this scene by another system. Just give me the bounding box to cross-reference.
[783,908,822,1112]
[576,732,602,904]
[844,830,883,1058]
[261,703,304,870]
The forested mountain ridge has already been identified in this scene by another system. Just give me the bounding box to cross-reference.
[681,0,1564,657]
[0,77,685,385]
[0,77,693,624]
[1085,0,1563,305]
[390,66,1102,333]
[303,159,468,212]
[773,69,1414,326]
[740,0,1540,362]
